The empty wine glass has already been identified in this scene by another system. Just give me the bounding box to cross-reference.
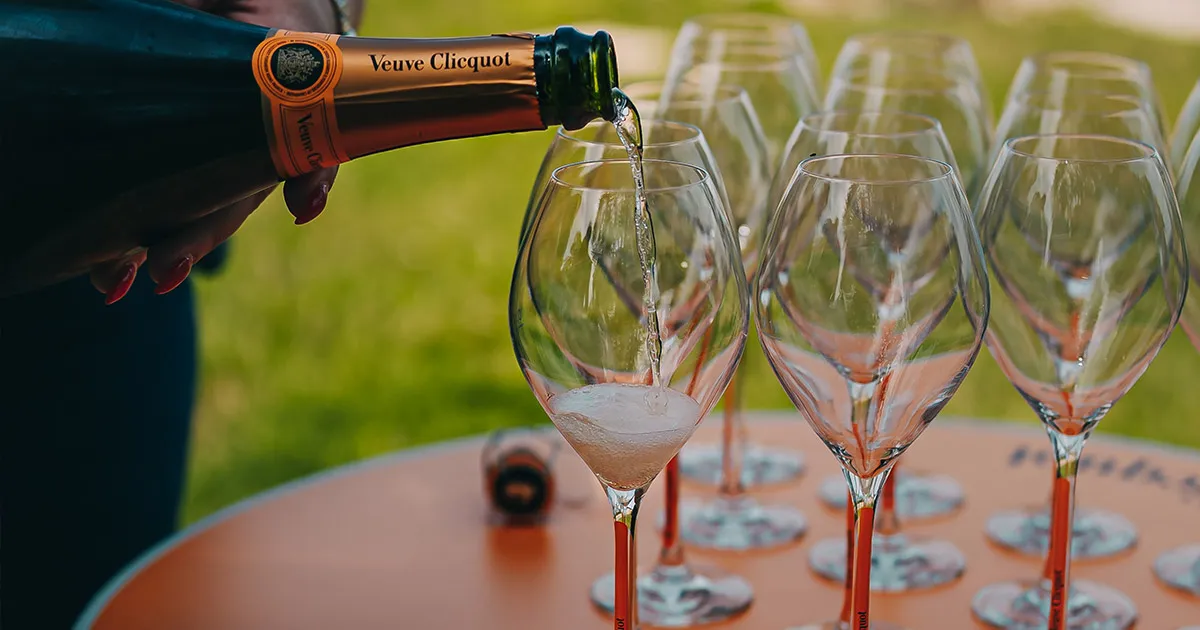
[770,111,972,591]
[621,80,810,552]
[830,31,988,109]
[824,70,991,199]
[1169,78,1200,176]
[660,41,820,487]
[757,153,990,628]
[979,91,1169,568]
[511,158,750,630]
[670,12,822,102]
[1151,130,1200,599]
[1005,51,1168,145]
[664,43,821,166]
[970,134,1186,630]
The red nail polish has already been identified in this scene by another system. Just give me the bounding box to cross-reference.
[105,263,138,305]
[295,182,329,225]
[154,256,193,295]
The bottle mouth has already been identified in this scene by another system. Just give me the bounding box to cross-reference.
[590,29,619,122]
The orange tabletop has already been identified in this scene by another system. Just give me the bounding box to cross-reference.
[77,413,1200,629]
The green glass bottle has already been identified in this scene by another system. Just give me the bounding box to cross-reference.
[0,0,621,296]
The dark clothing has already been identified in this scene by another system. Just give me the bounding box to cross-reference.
[0,248,216,628]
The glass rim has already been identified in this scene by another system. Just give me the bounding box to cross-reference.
[682,12,810,34]
[619,80,750,106]
[1002,133,1158,164]
[843,30,971,50]
[549,158,712,193]
[797,153,955,185]
[828,70,976,94]
[1021,50,1152,75]
[1008,90,1149,111]
[556,119,705,148]
[799,110,945,138]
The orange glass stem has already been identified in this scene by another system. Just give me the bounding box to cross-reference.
[1046,473,1076,630]
[878,463,900,536]
[840,494,853,624]
[614,519,633,630]
[718,371,746,497]
[658,326,715,568]
[659,457,683,566]
[1045,431,1085,630]
[850,500,877,629]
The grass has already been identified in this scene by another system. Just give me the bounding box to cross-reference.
[183,1,1200,523]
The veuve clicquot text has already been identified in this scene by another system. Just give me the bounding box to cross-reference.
[0,0,620,296]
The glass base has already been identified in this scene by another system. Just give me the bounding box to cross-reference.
[678,443,805,487]
[818,470,963,520]
[590,563,754,627]
[673,496,808,551]
[1153,544,1200,597]
[971,578,1137,629]
[985,507,1137,559]
[787,621,908,629]
[808,533,966,591]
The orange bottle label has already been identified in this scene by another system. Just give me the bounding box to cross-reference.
[252,31,546,180]
[252,30,350,179]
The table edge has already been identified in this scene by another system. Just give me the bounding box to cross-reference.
[73,412,1200,629]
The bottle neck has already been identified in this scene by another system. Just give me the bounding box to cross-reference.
[534,27,620,130]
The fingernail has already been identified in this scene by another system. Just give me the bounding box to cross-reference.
[295,182,329,226]
[105,263,138,305]
[154,256,194,295]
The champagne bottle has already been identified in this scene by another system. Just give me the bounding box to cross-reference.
[0,0,621,296]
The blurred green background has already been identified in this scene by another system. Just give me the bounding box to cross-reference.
[184,0,1200,523]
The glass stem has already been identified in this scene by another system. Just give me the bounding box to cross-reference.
[844,378,889,630]
[718,369,746,497]
[608,486,645,630]
[657,324,716,569]
[847,469,889,630]
[840,495,854,625]
[877,462,901,536]
[1040,465,1057,582]
[1045,428,1088,630]
[658,456,684,567]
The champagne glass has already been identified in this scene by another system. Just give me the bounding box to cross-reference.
[664,43,821,166]
[1151,130,1200,599]
[1005,51,1168,144]
[669,12,822,103]
[830,31,988,108]
[622,81,810,551]
[769,112,971,591]
[981,92,1165,564]
[781,112,969,522]
[824,70,991,199]
[515,117,758,624]
[757,153,990,628]
[970,134,1186,629]
[511,158,750,630]
[1169,78,1200,175]
[661,42,821,487]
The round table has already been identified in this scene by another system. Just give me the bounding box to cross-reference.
[76,413,1200,629]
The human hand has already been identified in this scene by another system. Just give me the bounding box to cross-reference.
[93,0,364,304]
